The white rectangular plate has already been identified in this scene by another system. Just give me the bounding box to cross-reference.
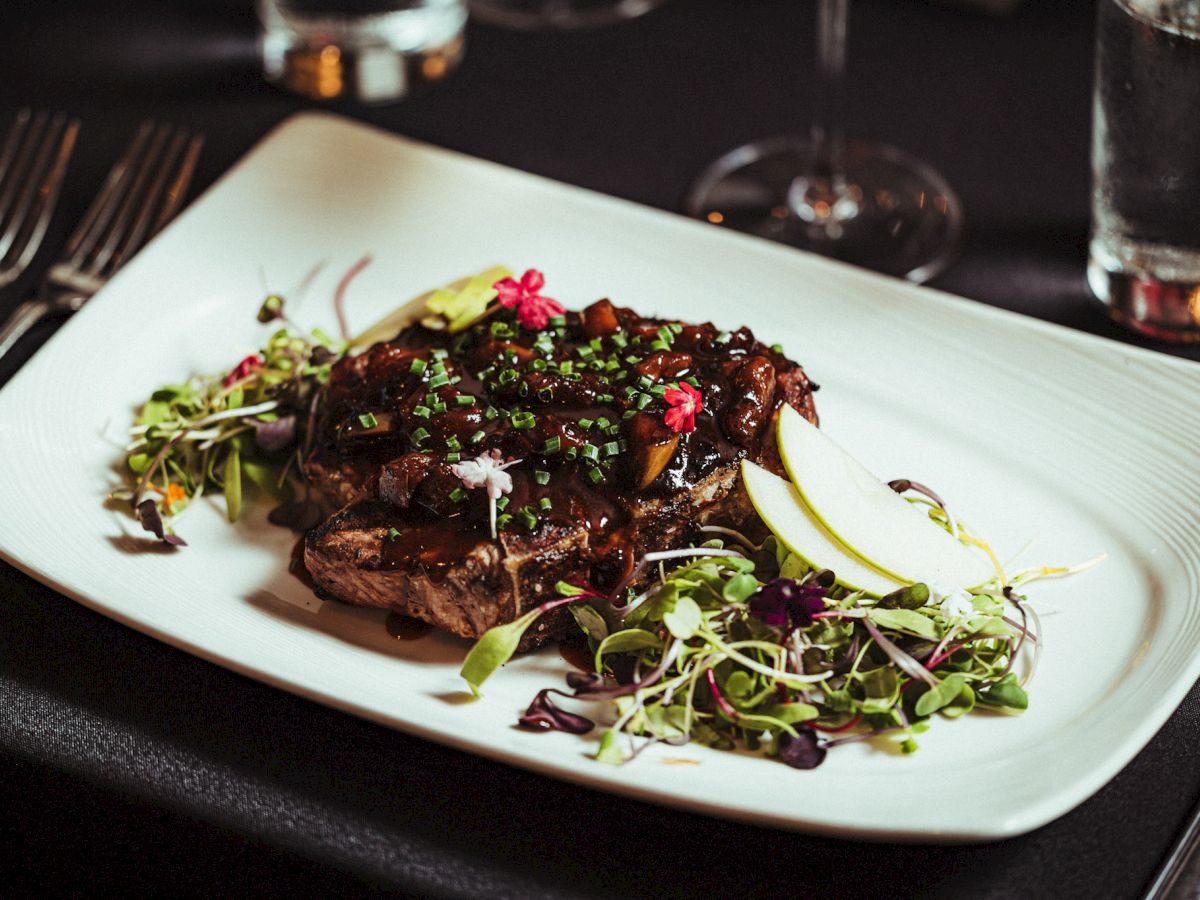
[2,112,1198,842]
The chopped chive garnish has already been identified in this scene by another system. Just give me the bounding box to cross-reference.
[622,409,637,419]
[537,387,554,402]
[387,527,401,542]
[636,393,653,410]
[715,331,732,344]
[496,496,510,511]
[412,427,431,444]
[578,417,594,430]
[598,393,614,404]
[431,348,449,360]
[623,386,638,400]
[518,381,530,398]
[548,314,566,327]
[603,441,620,457]
[587,467,603,484]
[529,358,548,372]
[595,417,610,430]
[669,323,682,334]
[450,487,467,503]
[358,413,378,428]
[428,373,450,389]
[456,395,475,406]
[450,375,462,385]
[605,359,621,372]
[542,436,562,453]
[446,452,461,463]
[581,443,600,462]
[606,424,621,436]
[432,402,448,415]
[589,337,603,351]
[410,358,428,375]
[771,343,784,353]
[535,470,550,485]
[425,392,438,407]
[498,368,518,385]
[650,384,666,398]
[485,406,499,420]
[649,339,670,352]
[496,513,513,529]
[625,355,640,365]
[539,497,553,511]
[511,412,536,430]
[559,361,574,375]
[684,376,701,388]
[446,436,462,452]
[470,429,486,444]
[430,361,447,377]
[413,405,431,419]
[490,321,513,338]
[576,346,594,360]
[565,447,578,460]
[518,507,538,529]
[636,375,653,390]
[656,326,673,343]
[611,333,627,348]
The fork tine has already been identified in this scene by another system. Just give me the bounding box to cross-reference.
[84,122,173,277]
[149,132,203,240]
[0,113,67,264]
[3,117,79,285]
[109,127,188,272]
[0,109,32,201]
[63,120,154,265]
[0,111,47,233]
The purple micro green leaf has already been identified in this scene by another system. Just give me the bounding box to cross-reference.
[134,499,186,546]
[778,728,827,769]
[518,689,595,734]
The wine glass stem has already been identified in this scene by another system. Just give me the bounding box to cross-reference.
[789,0,859,225]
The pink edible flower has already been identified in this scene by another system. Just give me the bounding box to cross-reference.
[493,269,565,331]
[663,381,703,434]
[223,354,263,387]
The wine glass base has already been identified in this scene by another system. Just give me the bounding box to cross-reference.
[684,136,963,284]
[468,0,669,30]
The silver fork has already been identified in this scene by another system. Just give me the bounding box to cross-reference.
[0,109,80,293]
[0,121,203,361]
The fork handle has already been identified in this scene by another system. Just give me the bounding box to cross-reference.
[0,298,54,362]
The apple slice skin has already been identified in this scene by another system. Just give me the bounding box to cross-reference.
[775,405,994,589]
[740,460,906,598]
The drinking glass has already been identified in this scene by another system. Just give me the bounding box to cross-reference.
[684,0,962,284]
[258,0,467,103]
[1088,0,1200,342]
[468,0,668,30]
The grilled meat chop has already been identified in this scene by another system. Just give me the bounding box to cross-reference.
[304,298,817,646]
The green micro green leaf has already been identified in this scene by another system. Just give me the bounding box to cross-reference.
[595,729,626,765]
[223,448,242,523]
[459,606,547,696]
[722,573,759,604]
[914,673,969,717]
[867,607,940,640]
[662,595,702,639]
[978,673,1029,710]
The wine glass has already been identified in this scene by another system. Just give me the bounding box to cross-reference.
[684,0,962,284]
[469,0,668,30]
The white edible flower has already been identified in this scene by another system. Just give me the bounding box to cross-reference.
[450,450,523,539]
[451,449,522,500]
[928,579,974,621]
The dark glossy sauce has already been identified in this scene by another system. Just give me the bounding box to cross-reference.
[385,612,433,640]
[312,298,816,590]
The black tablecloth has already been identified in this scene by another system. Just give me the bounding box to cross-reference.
[2,1,1198,896]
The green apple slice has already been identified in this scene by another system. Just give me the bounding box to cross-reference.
[740,460,906,597]
[776,405,993,589]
